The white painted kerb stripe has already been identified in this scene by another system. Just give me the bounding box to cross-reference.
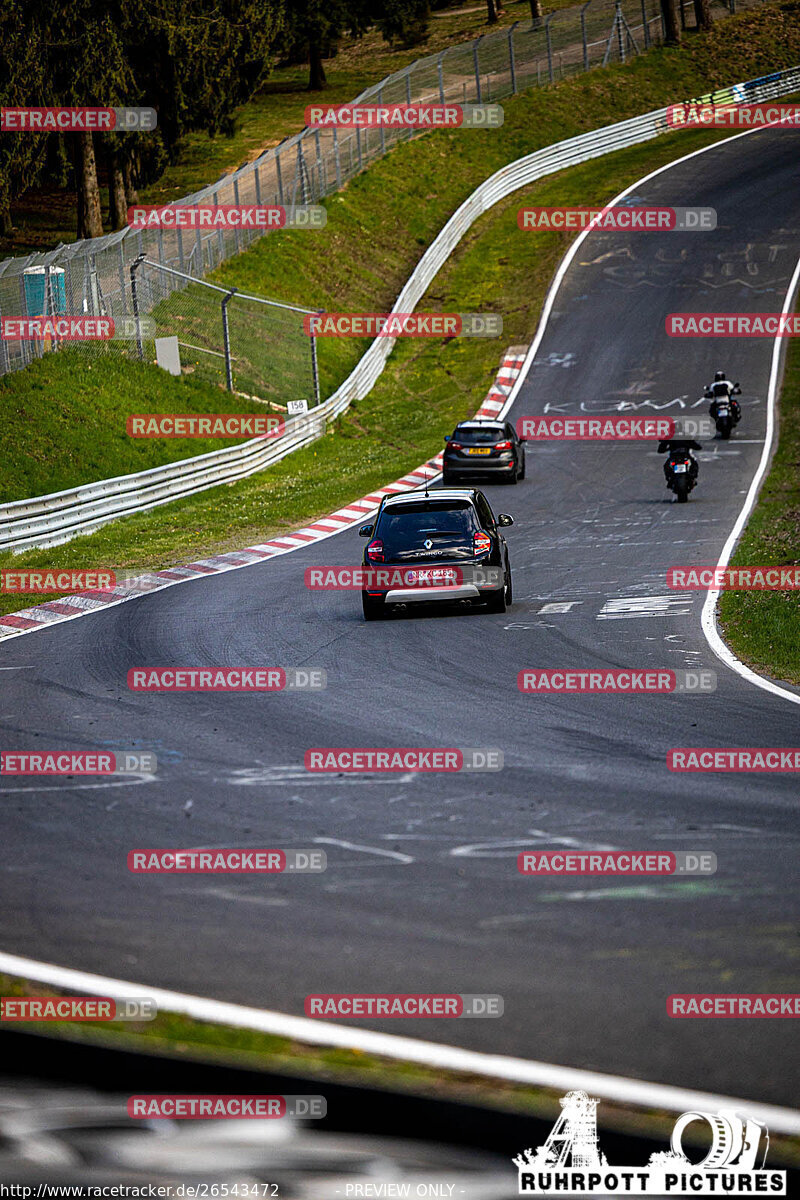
[0,951,797,1134]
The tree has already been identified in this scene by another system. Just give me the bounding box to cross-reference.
[376,0,431,47]
[660,0,681,43]
[693,0,712,30]
[487,0,499,22]
[0,0,49,237]
[528,0,543,20]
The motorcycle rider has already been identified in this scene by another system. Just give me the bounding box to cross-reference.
[705,370,742,424]
[659,438,701,487]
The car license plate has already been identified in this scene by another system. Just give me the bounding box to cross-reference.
[466,447,491,455]
[406,568,456,584]
[673,463,687,473]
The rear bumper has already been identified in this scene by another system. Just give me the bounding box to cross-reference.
[443,455,516,472]
[384,584,481,603]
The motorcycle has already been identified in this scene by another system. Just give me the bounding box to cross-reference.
[659,438,701,503]
[705,381,742,439]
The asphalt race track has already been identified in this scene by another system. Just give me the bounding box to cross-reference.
[1,125,799,1107]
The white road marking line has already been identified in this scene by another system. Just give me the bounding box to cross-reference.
[538,601,583,613]
[0,949,796,1132]
[313,838,414,864]
[597,596,693,620]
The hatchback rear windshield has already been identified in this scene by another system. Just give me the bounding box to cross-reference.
[453,426,505,444]
[376,500,477,548]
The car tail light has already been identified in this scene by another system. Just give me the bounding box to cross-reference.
[473,531,492,556]
[449,441,462,450]
[683,459,692,465]
[366,539,384,561]
[495,440,512,450]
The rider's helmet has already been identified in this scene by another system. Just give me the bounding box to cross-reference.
[714,370,726,381]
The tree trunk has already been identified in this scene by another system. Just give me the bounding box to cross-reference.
[661,0,681,42]
[0,206,12,237]
[487,0,499,22]
[73,131,103,239]
[123,157,139,205]
[108,147,128,229]
[308,37,327,90]
[693,0,712,29]
[529,0,543,21]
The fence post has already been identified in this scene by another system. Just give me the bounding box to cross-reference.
[377,88,386,156]
[177,226,185,272]
[221,288,237,392]
[276,151,285,206]
[581,1,591,70]
[438,53,445,103]
[213,190,225,263]
[118,241,128,314]
[332,128,343,189]
[308,330,320,408]
[254,162,262,206]
[0,296,8,375]
[314,128,324,196]
[232,177,242,254]
[356,126,363,171]
[508,22,519,93]
[297,142,310,205]
[473,37,483,102]
[195,224,203,276]
[130,252,146,362]
[545,16,555,82]
[18,273,32,367]
[641,0,651,47]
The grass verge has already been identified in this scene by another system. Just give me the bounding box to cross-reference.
[718,322,800,684]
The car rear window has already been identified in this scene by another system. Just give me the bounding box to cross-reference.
[376,500,477,551]
[454,426,504,444]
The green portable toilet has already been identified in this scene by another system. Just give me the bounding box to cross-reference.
[23,266,67,316]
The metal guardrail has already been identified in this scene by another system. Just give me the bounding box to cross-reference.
[2,64,799,553]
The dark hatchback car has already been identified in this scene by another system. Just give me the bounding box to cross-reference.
[442,419,526,484]
[358,488,514,620]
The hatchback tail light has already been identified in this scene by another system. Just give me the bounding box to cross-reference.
[366,539,384,561]
[473,531,492,556]
[449,441,462,450]
[495,440,512,450]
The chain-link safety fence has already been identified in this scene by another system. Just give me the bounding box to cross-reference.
[0,0,761,387]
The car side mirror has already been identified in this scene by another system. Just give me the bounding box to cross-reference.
[444,434,451,442]
[358,524,374,537]
[498,514,514,527]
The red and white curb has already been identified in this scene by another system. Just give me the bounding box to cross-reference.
[0,349,527,643]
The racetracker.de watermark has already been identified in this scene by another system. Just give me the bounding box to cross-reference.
[1,316,155,341]
[667,566,800,589]
[518,851,716,875]
[667,313,800,336]
[128,205,325,229]
[128,1095,326,1119]
[304,103,503,128]
[515,416,711,440]
[128,849,326,873]
[1,570,117,593]
[305,994,503,1017]
[668,994,800,1017]
[517,206,716,231]
[1,996,156,1021]
[126,414,284,438]
[0,751,157,775]
[666,101,800,128]
[1,106,156,131]
[518,669,716,694]
[305,566,502,590]
[304,748,503,771]
[668,748,800,772]
[128,668,326,691]
[303,313,501,338]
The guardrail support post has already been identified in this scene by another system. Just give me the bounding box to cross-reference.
[222,288,237,392]
[130,252,146,362]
